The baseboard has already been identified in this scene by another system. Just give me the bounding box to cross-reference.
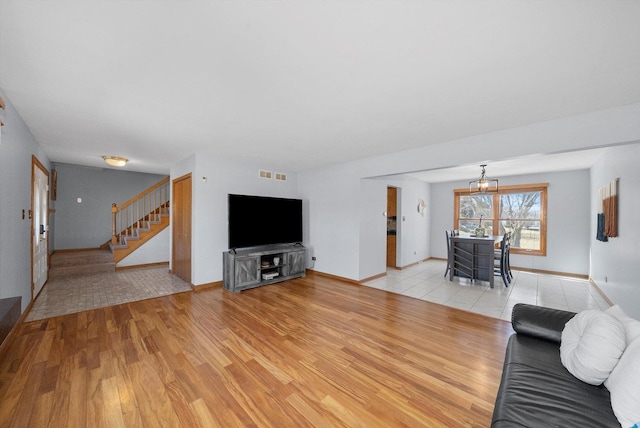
[53,247,103,253]
[397,258,431,270]
[510,266,588,280]
[305,269,361,286]
[115,261,170,271]
[191,281,223,291]
[359,272,387,283]
[589,279,614,306]
[429,257,588,279]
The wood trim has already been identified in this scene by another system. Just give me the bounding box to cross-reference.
[512,266,588,280]
[191,281,223,291]
[305,269,361,286]
[589,279,614,306]
[31,156,49,301]
[359,272,387,283]
[427,257,587,279]
[115,261,170,271]
[397,258,430,270]
[117,176,169,210]
[453,182,549,194]
[52,247,102,254]
[453,183,548,256]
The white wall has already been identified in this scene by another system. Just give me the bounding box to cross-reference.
[298,103,640,282]
[0,87,52,312]
[358,179,387,280]
[384,175,431,268]
[590,142,640,319]
[298,164,362,280]
[117,228,169,267]
[430,169,591,276]
[171,154,299,286]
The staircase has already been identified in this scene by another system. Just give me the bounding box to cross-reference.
[109,177,171,264]
[49,249,115,278]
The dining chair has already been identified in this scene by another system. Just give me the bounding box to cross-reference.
[444,230,452,277]
[504,232,513,281]
[494,232,510,287]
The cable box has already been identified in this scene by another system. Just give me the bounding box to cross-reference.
[262,272,279,280]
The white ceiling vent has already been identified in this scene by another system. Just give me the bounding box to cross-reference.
[275,172,287,181]
[258,170,272,179]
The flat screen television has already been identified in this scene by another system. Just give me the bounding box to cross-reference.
[228,194,303,250]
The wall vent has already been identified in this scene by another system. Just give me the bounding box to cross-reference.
[275,172,287,181]
[258,170,272,179]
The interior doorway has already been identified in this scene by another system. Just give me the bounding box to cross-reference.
[172,173,192,283]
[386,186,398,268]
[32,156,49,299]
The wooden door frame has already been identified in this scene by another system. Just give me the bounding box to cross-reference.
[386,186,399,268]
[171,173,192,283]
[31,155,49,300]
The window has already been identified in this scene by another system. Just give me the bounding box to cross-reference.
[454,183,548,256]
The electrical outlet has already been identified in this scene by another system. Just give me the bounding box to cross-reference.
[312,256,317,261]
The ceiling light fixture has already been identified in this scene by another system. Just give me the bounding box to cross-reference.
[469,164,498,194]
[0,95,5,127]
[102,156,128,167]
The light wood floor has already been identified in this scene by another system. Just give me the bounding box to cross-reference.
[0,272,514,427]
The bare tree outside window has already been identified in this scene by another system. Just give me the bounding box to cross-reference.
[454,184,547,256]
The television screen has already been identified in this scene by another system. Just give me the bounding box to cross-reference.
[228,194,303,249]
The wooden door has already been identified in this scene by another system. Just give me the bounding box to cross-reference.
[172,173,192,283]
[386,187,397,268]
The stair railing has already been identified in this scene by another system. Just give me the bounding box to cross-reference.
[111,177,170,246]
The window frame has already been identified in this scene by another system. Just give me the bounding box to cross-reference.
[453,183,548,256]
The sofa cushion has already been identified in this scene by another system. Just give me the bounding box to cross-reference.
[492,334,619,427]
[560,309,626,385]
[605,328,640,427]
[606,305,640,344]
[511,303,576,344]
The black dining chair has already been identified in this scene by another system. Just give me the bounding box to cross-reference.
[445,230,452,277]
[494,232,510,287]
[504,232,513,281]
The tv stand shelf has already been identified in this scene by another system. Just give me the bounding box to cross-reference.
[223,245,306,293]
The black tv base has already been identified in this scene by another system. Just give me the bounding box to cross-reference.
[223,244,306,293]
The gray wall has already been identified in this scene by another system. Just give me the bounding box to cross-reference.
[0,87,52,312]
[590,142,640,319]
[430,169,591,276]
[53,163,167,250]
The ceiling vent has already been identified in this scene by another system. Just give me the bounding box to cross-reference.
[258,170,272,179]
[275,173,287,182]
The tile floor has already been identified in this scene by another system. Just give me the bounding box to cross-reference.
[363,259,610,321]
[26,266,192,321]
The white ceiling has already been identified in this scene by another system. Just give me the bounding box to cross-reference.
[404,147,609,184]
[1,1,639,175]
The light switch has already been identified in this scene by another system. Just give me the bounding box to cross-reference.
[77,197,82,203]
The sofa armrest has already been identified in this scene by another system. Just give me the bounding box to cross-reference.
[511,303,577,344]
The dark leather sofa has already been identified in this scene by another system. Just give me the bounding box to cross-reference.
[491,303,619,427]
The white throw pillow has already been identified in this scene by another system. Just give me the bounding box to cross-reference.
[560,309,626,385]
[606,305,640,344]
[605,337,640,428]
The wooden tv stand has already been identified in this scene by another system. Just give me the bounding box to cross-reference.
[223,245,306,293]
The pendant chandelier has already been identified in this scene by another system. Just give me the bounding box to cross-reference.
[469,164,498,194]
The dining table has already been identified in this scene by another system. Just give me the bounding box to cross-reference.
[448,234,504,288]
